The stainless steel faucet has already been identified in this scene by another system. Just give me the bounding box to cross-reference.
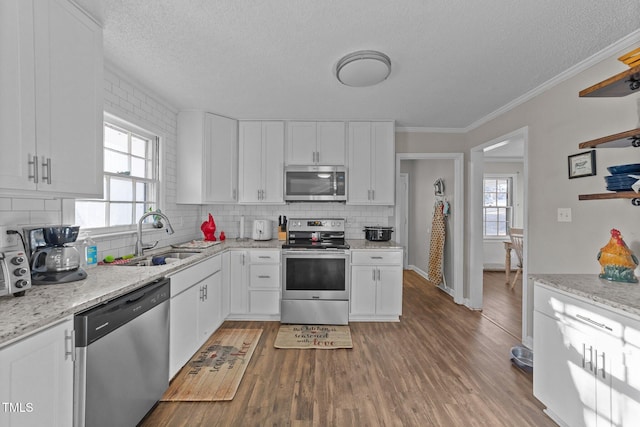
[136,210,175,256]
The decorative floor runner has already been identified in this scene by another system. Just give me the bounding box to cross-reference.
[274,324,353,349]
[161,328,262,401]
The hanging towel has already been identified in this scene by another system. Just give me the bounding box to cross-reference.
[428,201,446,285]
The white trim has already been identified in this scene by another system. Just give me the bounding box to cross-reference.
[470,126,530,345]
[396,126,466,134]
[396,152,464,305]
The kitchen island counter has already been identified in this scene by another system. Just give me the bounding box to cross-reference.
[532,273,640,317]
[0,239,283,347]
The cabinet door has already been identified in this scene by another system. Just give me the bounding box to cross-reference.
[617,343,640,426]
[249,290,280,315]
[350,265,377,315]
[0,318,73,427]
[370,122,395,204]
[0,0,37,192]
[34,0,103,197]
[198,271,222,342]
[238,121,263,203]
[317,121,346,165]
[262,121,285,203]
[221,251,231,319]
[376,266,403,316]
[348,122,373,204]
[204,113,238,203]
[169,285,200,378]
[534,311,596,427]
[229,251,249,314]
[287,121,317,165]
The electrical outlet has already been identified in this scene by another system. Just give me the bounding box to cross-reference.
[557,208,572,222]
[0,226,18,249]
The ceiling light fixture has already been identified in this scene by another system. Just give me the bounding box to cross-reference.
[336,50,391,87]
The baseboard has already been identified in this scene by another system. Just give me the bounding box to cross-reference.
[408,265,456,298]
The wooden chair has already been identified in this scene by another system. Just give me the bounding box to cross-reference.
[508,228,524,289]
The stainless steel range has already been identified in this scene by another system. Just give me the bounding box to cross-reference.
[281,218,350,325]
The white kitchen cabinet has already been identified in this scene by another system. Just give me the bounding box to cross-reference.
[347,121,395,205]
[228,249,281,319]
[286,121,346,165]
[533,282,640,426]
[169,255,223,378]
[350,250,403,321]
[0,0,103,197]
[177,111,238,203]
[238,121,285,203]
[0,317,74,427]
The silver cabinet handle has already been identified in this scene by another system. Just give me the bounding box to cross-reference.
[372,269,376,281]
[582,343,586,368]
[576,314,613,331]
[377,269,381,281]
[371,256,383,259]
[42,157,51,184]
[258,275,270,279]
[596,351,606,379]
[28,154,39,183]
[65,329,75,361]
[233,189,237,200]
[258,256,270,259]
[586,345,593,372]
[371,189,375,200]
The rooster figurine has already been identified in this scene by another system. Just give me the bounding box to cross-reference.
[597,229,638,283]
[201,213,217,241]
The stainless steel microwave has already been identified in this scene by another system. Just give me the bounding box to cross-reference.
[284,165,347,202]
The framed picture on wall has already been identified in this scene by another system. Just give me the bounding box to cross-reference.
[568,150,596,179]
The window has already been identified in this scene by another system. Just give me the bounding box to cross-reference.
[75,119,159,230]
[483,176,513,237]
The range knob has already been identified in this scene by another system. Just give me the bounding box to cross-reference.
[11,256,25,265]
[14,267,28,277]
[15,279,29,289]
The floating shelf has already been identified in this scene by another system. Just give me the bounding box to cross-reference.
[579,192,640,206]
[578,128,640,149]
[579,64,640,97]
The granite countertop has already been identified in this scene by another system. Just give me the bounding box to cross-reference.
[0,238,402,347]
[348,239,403,250]
[0,239,283,347]
[532,274,640,318]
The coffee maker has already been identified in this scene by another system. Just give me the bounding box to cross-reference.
[25,226,87,285]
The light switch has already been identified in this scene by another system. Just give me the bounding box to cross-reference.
[557,208,572,222]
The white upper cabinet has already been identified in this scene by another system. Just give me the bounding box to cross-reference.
[238,121,285,204]
[177,111,238,204]
[286,121,346,165]
[347,121,395,205]
[0,0,103,197]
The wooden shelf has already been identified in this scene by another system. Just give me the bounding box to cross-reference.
[579,191,638,201]
[578,128,640,149]
[579,64,640,97]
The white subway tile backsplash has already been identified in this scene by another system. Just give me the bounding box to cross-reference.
[0,198,11,211]
[12,198,45,211]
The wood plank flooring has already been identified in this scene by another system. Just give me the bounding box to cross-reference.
[481,271,522,340]
[140,270,553,427]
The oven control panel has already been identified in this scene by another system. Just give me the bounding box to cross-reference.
[288,218,345,232]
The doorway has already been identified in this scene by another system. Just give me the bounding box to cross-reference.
[469,127,530,346]
[395,153,464,304]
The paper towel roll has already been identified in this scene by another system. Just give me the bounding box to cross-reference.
[239,216,245,239]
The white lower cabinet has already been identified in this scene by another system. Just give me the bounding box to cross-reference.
[228,249,280,319]
[0,317,74,427]
[350,250,403,321]
[533,282,640,426]
[169,255,223,379]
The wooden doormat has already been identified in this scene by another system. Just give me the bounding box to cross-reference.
[274,324,353,349]
[161,328,262,401]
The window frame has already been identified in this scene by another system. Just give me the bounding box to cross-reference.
[482,174,516,240]
[72,114,162,234]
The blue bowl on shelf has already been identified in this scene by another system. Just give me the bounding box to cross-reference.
[607,163,640,175]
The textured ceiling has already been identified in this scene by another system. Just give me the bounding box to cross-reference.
[95,0,640,128]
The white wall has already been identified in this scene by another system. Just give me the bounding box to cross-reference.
[467,47,640,277]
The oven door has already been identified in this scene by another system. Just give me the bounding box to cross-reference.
[281,250,350,300]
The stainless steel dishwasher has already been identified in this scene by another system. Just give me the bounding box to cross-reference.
[74,278,170,427]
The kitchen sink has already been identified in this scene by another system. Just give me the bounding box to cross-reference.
[116,250,201,266]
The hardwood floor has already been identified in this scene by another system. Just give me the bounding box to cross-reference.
[141,270,553,426]
[481,270,522,340]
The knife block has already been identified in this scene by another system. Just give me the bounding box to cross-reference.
[278,230,287,241]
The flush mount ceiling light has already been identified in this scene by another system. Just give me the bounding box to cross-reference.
[336,50,391,87]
